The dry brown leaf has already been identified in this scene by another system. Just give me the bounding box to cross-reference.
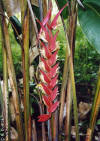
[10,127,18,141]
[78,101,92,120]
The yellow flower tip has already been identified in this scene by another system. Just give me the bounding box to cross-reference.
[36,83,42,89]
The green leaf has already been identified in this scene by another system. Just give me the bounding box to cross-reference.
[97,119,100,125]
[78,0,100,53]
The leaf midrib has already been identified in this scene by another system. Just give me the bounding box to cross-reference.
[85,3,100,17]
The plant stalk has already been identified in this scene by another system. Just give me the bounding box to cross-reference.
[0,17,9,141]
[54,0,71,131]
[2,43,9,141]
[32,120,37,141]
[52,110,58,141]
[38,0,43,21]
[47,118,52,141]
[69,55,79,141]
[21,0,31,140]
[39,102,46,141]
[0,4,24,140]
[65,77,72,141]
[85,70,100,141]
[59,48,69,130]
[42,0,48,17]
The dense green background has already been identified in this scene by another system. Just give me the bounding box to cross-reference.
[0,25,21,78]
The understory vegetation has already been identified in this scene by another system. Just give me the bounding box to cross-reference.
[0,0,100,141]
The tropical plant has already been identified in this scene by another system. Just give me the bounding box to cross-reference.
[0,0,100,141]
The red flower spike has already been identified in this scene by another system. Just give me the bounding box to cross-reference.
[43,95,52,107]
[48,50,58,66]
[38,114,51,122]
[48,32,56,51]
[50,3,68,29]
[42,8,52,26]
[48,74,58,89]
[50,87,58,101]
[37,2,63,122]
[41,83,52,95]
[41,57,51,72]
[40,70,51,83]
[48,31,59,52]
[47,63,59,78]
[37,19,50,41]
[48,101,59,113]
[47,23,51,30]
[41,42,51,58]
[54,31,59,44]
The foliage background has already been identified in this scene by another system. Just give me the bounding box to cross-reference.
[0,21,100,86]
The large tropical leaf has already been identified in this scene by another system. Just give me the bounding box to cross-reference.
[78,0,100,53]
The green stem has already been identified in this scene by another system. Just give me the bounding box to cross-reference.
[59,46,69,130]
[65,78,72,141]
[85,70,100,141]
[69,55,79,141]
[54,0,71,131]
[68,1,79,140]
[0,82,3,115]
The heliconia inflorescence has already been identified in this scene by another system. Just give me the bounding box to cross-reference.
[37,3,68,122]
